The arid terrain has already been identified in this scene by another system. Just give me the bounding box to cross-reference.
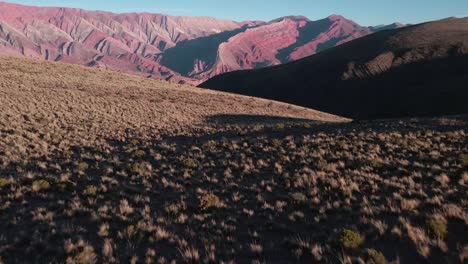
[0,56,466,263]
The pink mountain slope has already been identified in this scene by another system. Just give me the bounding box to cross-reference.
[285,15,372,61]
[161,15,381,80]
[0,2,241,83]
[0,2,404,83]
[199,18,305,78]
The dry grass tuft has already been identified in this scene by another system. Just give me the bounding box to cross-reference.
[199,193,225,210]
[182,158,197,169]
[338,229,364,249]
[462,154,468,168]
[428,217,448,240]
[32,180,51,192]
[367,249,387,264]
[83,185,98,196]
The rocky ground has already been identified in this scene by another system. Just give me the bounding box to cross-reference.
[0,56,467,263]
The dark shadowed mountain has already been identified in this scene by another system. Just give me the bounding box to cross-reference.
[369,22,406,32]
[200,18,468,119]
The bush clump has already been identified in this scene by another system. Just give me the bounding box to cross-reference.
[428,218,447,240]
[203,140,217,151]
[182,158,197,169]
[131,162,152,176]
[338,229,364,249]
[199,193,225,210]
[275,123,285,130]
[462,154,468,168]
[129,139,139,145]
[133,149,146,158]
[290,192,308,203]
[83,185,98,196]
[271,139,282,148]
[370,160,383,169]
[367,249,387,264]
[32,180,50,192]
[0,178,11,188]
[78,162,89,171]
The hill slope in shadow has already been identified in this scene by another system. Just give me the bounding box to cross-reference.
[200,18,468,119]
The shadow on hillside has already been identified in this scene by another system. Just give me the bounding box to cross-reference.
[205,114,328,125]
[0,117,467,263]
[201,44,468,120]
[160,27,248,76]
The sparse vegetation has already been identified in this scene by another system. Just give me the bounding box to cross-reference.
[0,56,466,263]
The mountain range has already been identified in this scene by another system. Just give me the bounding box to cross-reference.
[0,2,403,84]
[200,18,468,119]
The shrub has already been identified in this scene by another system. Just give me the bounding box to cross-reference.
[66,244,97,264]
[367,249,387,264]
[428,218,447,240]
[370,160,383,169]
[290,192,307,203]
[462,154,468,168]
[78,162,89,171]
[199,193,225,210]
[182,158,197,169]
[338,229,364,249]
[165,203,183,216]
[32,180,50,192]
[131,162,152,176]
[133,149,146,158]
[401,199,420,211]
[204,140,217,151]
[316,158,328,170]
[83,185,98,196]
[0,178,10,188]
[303,123,311,129]
[130,139,139,145]
[271,139,282,148]
[275,123,285,130]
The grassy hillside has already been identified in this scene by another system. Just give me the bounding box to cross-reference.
[0,56,466,263]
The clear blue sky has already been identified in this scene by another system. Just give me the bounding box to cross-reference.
[6,0,468,26]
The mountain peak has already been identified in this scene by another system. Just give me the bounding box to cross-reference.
[327,14,346,21]
[269,15,310,23]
